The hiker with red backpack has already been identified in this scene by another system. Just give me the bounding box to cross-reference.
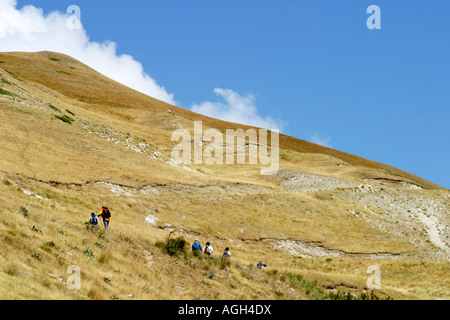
[204,242,214,256]
[98,206,111,231]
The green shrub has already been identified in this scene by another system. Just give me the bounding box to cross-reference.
[326,291,356,300]
[326,290,391,300]
[83,247,95,258]
[48,58,61,62]
[95,242,106,249]
[0,88,15,96]
[31,252,42,261]
[98,233,108,241]
[48,103,61,112]
[54,115,74,124]
[44,241,56,247]
[284,272,325,298]
[19,206,29,218]
[85,221,98,233]
[31,225,42,234]
[68,243,79,251]
[163,232,187,256]
[283,271,392,300]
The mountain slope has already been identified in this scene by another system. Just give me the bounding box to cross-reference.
[0,51,448,300]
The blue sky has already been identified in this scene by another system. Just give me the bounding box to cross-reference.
[10,0,450,188]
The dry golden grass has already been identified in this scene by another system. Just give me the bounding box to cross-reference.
[0,173,448,300]
[0,51,448,300]
[0,51,443,189]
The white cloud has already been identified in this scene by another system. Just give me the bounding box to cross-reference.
[310,133,332,148]
[0,0,175,105]
[191,88,283,131]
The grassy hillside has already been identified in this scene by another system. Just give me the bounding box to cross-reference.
[0,51,448,300]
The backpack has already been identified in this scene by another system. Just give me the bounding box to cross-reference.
[204,246,210,254]
[90,215,98,225]
[103,207,111,219]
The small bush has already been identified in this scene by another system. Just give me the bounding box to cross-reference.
[83,247,95,258]
[183,252,196,269]
[163,232,187,256]
[44,241,56,247]
[31,225,42,234]
[284,272,392,300]
[0,88,15,96]
[85,221,98,233]
[327,291,356,300]
[56,70,70,75]
[68,243,79,251]
[54,115,74,124]
[48,104,61,112]
[95,242,106,249]
[49,58,62,62]
[326,290,391,300]
[98,232,108,242]
[31,252,42,261]
[65,109,75,116]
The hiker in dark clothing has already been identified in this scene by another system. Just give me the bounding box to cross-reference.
[97,206,111,230]
[89,213,98,225]
[257,261,267,269]
[223,247,231,258]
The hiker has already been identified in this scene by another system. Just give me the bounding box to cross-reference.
[192,239,203,255]
[223,247,231,258]
[221,247,231,266]
[204,242,214,255]
[89,213,98,225]
[97,206,111,231]
[257,261,267,269]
